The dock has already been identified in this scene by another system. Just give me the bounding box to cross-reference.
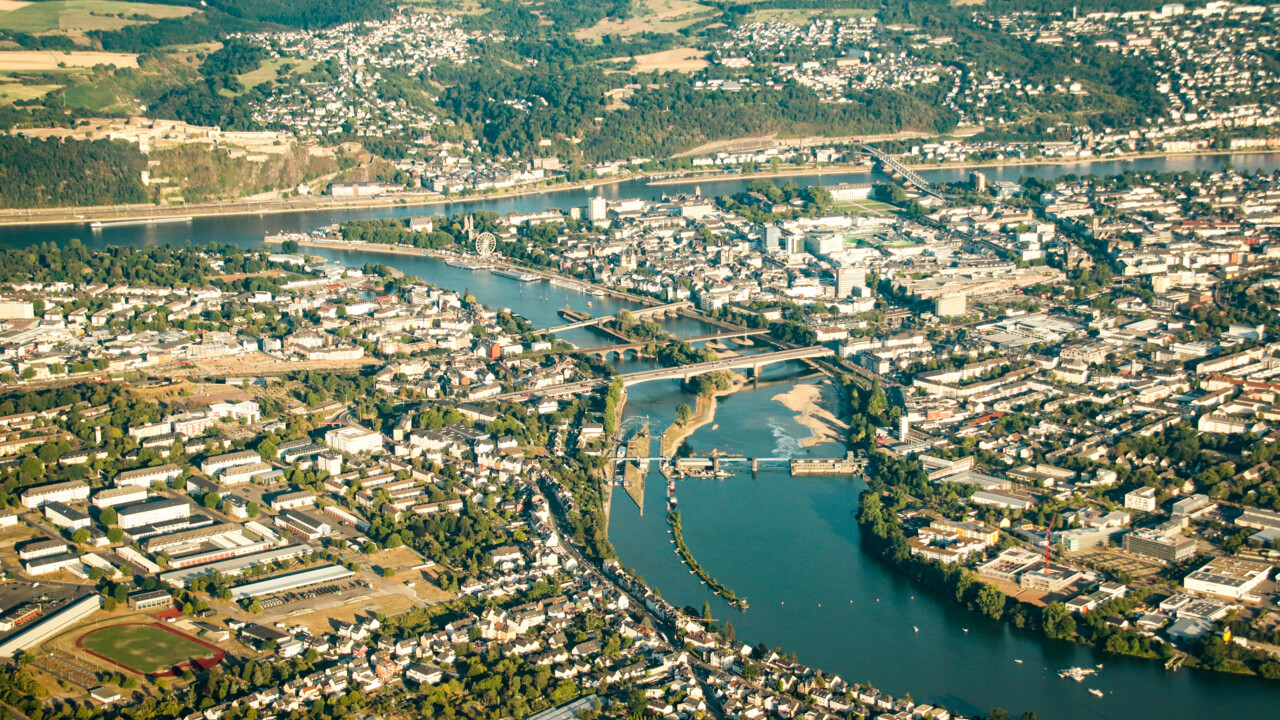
[622,422,650,513]
[789,453,864,476]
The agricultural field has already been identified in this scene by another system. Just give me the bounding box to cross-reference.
[0,82,57,102]
[576,0,715,40]
[78,623,221,675]
[611,47,708,73]
[0,0,197,35]
[0,50,137,71]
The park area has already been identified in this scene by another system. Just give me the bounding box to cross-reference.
[77,623,224,676]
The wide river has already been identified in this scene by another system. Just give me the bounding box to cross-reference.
[7,153,1280,717]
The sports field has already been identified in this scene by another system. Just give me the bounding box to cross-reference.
[78,623,223,675]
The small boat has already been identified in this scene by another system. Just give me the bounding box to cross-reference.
[913,626,919,633]
[1088,689,1103,698]
[1014,659,1023,664]
[962,628,969,633]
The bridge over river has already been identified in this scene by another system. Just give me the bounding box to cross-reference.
[544,301,693,333]
[495,346,835,400]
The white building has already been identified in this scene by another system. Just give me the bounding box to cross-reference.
[115,464,183,488]
[116,498,191,530]
[326,426,383,455]
[20,480,89,508]
[1183,557,1273,600]
[1124,486,1159,513]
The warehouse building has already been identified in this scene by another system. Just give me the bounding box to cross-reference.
[230,564,354,601]
[0,594,101,657]
[160,545,311,588]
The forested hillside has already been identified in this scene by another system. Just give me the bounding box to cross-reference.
[0,137,149,209]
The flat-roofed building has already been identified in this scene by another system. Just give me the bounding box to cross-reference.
[1125,486,1159,513]
[1184,557,1273,600]
[326,426,383,455]
[230,564,354,600]
[0,594,100,657]
[1123,528,1197,564]
[127,590,173,611]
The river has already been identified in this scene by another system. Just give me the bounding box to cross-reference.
[6,153,1280,718]
[2,152,1280,251]
[609,372,1280,719]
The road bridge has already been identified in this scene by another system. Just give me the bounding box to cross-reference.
[859,143,945,200]
[494,346,834,400]
[544,301,693,333]
[584,328,769,358]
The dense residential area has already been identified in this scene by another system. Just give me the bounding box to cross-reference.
[4,1,1280,720]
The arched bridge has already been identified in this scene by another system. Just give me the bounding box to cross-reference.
[545,301,693,333]
[859,143,945,200]
[494,346,835,400]
[584,329,769,359]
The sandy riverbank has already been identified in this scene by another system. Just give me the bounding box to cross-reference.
[772,381,848,448]
[659,376,745,456]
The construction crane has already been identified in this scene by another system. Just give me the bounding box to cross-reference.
[1044,513,1058,571]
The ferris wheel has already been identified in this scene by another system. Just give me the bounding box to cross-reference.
[475,231,497,256]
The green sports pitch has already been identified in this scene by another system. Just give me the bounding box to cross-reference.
[78,623,220,675]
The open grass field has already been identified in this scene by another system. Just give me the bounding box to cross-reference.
[0,50,137,71]
[78,623,221,675]
[577,0,714,40]
[236,57,316,93]
[0,1,196,34]
[611,47,708,73]
[833,199,895,216]
[0,82,57,102]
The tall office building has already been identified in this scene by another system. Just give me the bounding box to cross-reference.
[763,226,781,253]
[835,266,866,297]
[587,196,608,224]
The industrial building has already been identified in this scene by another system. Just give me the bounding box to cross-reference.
[1183,557,1273,600]
[230,564,354,601]
[0,594,100,657]
[160,545,311,588]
